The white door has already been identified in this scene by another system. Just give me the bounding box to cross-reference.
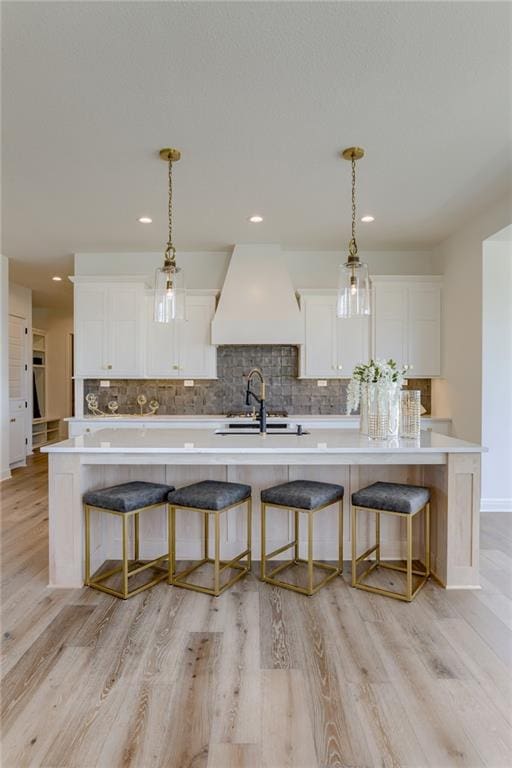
[301,295,338,377]
[373,283,408,364]
[145,294,180,377]
[74,286,107,376]
[9,405,26,464]
[179,295,216,378]
[336,316,370,376]
[407,286,441,376]
[107,285,143,375]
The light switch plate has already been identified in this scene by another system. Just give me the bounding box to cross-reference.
[184,380,194,387]
[99,380,110,387]
[317,380,328,387]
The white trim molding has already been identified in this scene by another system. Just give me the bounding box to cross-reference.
[480,498,512,512]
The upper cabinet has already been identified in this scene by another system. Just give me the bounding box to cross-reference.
[298,279,442,379]
[298,292,370,378]
[74,280,217,380]
[74,281,144,377]
[145,291,217,379]
[372,278,441,377]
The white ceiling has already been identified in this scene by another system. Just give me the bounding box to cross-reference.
[2,1,511,309]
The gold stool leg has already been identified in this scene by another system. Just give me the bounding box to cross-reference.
[261,502,267,580]
[307,510,314,595]
[338,498,344,574]
[351,504,357,587]
[84,505,91,585]
[294,508,299,562]
[134,512,140,562]
[247,498,252,571]
[168,505,176,584]
[122,515,129,599]
[425,502,430,575]
[376,510,381,565]
[214,512,221,596]
[204,510,209,560]
[406,514,413,601]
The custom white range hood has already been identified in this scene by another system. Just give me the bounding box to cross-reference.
[211,244,304,345]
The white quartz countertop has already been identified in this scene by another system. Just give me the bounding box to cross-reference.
[43,427,481,454]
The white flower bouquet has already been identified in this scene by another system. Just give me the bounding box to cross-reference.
[346,358,410,414]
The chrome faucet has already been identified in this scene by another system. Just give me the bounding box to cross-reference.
[245,368,267,434]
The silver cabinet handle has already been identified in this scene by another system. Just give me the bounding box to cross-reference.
[10,418,15,423]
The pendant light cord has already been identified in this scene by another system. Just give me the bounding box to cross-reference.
[349,156,358,258]
[165,158,175,266]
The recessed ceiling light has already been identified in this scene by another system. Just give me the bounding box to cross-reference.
[249,215,263,223]
[138,216,153,224]
[361,215,375,223]
[52,276,62,282]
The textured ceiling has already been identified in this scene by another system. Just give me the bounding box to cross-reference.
[2,1,512,308]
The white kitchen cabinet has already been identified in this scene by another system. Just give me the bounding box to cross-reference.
[407,285,441,375]
[373,278,441,377]
[145,291,217,379]
[178,294,217,378]
[10,400,26,465]
[74,282,144,377]
[298,292,370,378]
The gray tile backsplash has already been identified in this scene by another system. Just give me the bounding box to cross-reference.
[83,346,431,415]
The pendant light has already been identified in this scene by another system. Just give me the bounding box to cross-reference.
[336,147,371,318]
[153,148,185,323]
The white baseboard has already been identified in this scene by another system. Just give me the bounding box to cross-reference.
[480,498,512,512]
[1,469,12,482]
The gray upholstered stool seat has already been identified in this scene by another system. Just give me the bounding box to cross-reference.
[168,480,252,596]
[351,481,431,602]
[260,479,344,596]
[83,480,174,600]
[84,480,175,513]
[261,479,344,510]
[167,480,251,511]
[352,481,430,515]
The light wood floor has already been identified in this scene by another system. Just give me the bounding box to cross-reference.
[1,454,511,768]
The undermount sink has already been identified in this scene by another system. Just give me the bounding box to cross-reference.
[215,428,309,436]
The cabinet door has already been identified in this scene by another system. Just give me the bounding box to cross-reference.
[373,283,408,364]
[407,286,441,376]
[145,294,180,377]
[74,286,107,376]
[301,295,338,377]
[9,315,27,399]
[179,295,217,378]
[9,410,25,464]
[107,285,143,376]
[336,316,370,376]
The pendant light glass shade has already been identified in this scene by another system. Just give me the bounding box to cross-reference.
[153,265,185,322]
[336,260,371,318]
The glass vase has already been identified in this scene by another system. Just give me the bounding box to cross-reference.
[388,383,400,438]
[400,390,421,438]
[359,383,369,435]
[367,384,389,440]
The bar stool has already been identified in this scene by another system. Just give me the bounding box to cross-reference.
[351,481,430,602]
[168,480,252,596]
[260,480,344,596]
[83,480,174,599]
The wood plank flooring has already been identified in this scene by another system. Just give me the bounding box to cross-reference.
[1,454,511,768]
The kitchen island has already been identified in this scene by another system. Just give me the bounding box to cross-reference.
[43,428,483,591]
